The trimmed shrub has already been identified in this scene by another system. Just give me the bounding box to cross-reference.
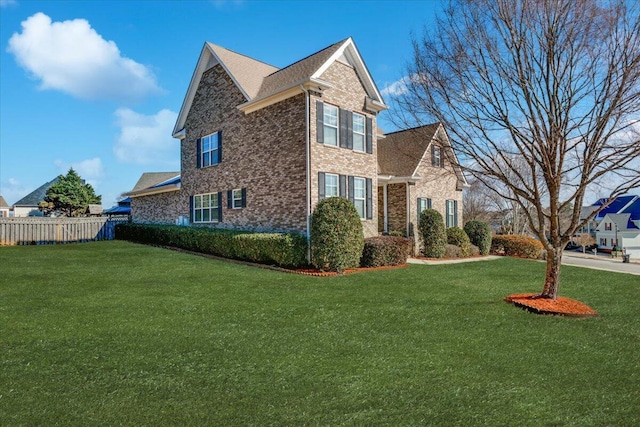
[387,230,406,237]
[491,234,543,259]
[418,209,446,258]
[469,244,481,257]
[446,226,472,257]
[444,244,463,258]
[361,236,413,267]
[310,197,364,272]
[464,220,492,255]
[115,223,308,267]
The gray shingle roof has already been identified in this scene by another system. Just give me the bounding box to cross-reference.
[13,177,60,207]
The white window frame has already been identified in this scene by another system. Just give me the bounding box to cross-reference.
[353,177,366,219]
[201,132,220,167]
[325,173,339,198]
[352,112,366,152]
[323,104,339,147]
[446,199,457,227]
[193,193,219,223]
[418,198,431,214]
[433,146,441,167]
[232,189,243,209]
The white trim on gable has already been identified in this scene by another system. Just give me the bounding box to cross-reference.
[311,37,386,107]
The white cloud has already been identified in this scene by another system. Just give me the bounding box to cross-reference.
[54,157,105,188]
[1,0,18,8]
[1,178,32,206]
[7,12,161,101]
[113,108,179,166]
[381,77,410,98]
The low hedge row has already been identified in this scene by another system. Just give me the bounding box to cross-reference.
[115,223,308,268]
[491,234,543,259]
[361,236,413,267]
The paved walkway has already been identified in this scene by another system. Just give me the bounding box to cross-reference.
[408,251,640,276]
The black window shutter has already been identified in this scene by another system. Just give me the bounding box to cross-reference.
[417,198,422,220]
[348,176,355,204]
[189,195,194,223]
[431,145,436,166]
[227,190,232,209]
[241,188,247,208]
[454,200,458,226]
[217,130,222,164]
[339,109,349,148]
[318,172,325,199]
[339,175,346,198]
[217,192,223,222]
[366,178,373,220]
[196,138,202,168]
[346,112,353,150]
[365,117,373,154]
[316,101,324,143]
[428,198,432,209]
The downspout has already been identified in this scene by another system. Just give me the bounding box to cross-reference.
[406,182,410,237]
[300,85,312,263]
[383,184,388,233]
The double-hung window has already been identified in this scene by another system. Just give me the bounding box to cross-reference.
[232,189,243,209]
[418,198,432,216]
[352,177,366,219]
[200,132,220,167]
[323,104,339,147]
[352,113,365,152]
[193,193,220,223]
[324,173,339,198]
[446,199,458,227]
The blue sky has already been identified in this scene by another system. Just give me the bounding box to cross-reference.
[0,0,442,207]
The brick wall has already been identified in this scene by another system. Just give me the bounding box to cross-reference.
[181,65,308,233]
[130,191,186,224]
[309,61,379,237]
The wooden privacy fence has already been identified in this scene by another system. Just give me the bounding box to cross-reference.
[0,217,129,246]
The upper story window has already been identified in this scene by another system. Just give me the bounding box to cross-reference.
[323,105,339,147]
[316,101,373,154]
[605,222,612,231]
[198,131,221,168]
[352,177,366,219]
[353,113,365,152]
[432,145,442,167]
[193,192,220,223]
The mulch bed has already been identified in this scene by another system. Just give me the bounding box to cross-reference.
[505,293,598,317]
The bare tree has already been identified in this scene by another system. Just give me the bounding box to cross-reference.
[575,233,596,254]
[393,0,640,299]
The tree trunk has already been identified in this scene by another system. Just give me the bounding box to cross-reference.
[541,247,562,299]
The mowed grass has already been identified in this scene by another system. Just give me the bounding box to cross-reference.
[1,241,639,426]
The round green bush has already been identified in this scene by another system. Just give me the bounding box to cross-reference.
[310,197,364,272]
[490,234,543,259]
[464,220,492,255]
[446,226,472,257]
[418,208,446,258]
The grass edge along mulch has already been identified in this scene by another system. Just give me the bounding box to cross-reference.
[151,244,408,276]
[505,292,598,317]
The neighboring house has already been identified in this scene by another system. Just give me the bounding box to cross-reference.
[11,177,60,217]
[130,38,464,251]
[104,197,132,218]
[0,195,10,218]
[123,172,182,224]
[594,196,640,257]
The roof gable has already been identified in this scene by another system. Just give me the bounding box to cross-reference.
[0,195,8,208]
[13,177,60,207]
[124,172,181,198]
[599,213,639,231]
[174,38,387,135]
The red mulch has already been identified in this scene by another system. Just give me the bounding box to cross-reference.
[291,264,408,277]
[505,293,598,317]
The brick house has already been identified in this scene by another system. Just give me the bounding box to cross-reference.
[128,38,465,252]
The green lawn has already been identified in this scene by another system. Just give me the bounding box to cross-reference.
[1,241,639,426]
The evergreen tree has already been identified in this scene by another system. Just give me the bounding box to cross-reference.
[39,168,101,217]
